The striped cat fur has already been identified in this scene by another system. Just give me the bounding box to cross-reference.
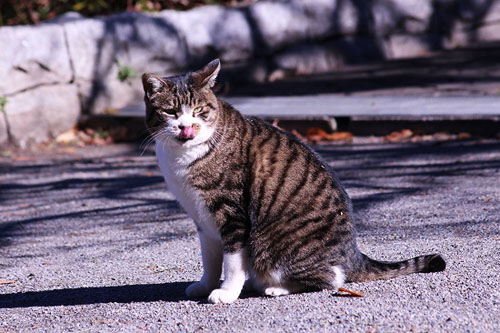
[142,59,446,304]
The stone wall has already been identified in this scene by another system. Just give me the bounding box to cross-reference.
[1,0,500,146]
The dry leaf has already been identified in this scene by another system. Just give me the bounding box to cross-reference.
[433,132,453,141]
[55,129,77,144]
[384,129,413,143]
[13,156,31,161]
[458,132,472,140]
[0,280,15,285]
[306,127,353,142]
[338,287,363,297]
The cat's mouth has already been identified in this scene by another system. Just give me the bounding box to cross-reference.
[177,126,196,142]
[177,136,194,143]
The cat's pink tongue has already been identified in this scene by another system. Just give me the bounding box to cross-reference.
[179,126,195,139]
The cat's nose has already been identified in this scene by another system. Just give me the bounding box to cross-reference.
[178,124,187,130]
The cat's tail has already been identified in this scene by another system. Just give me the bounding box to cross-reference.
[347,253,446,282]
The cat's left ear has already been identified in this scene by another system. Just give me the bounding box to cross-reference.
[190,59,221,89]
[142,73,171,98]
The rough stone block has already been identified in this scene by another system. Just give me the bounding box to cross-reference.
[474,22,500,42]
[385,34,435,59]
[447,21,500,49]
[76,78,144,117]
[249,0,346,51]
[63,11,188,114]
[163,6,253,64]
[274,37,387,75]
[64,12,188,81]
[372,0,433,36]
[0,24,73,96]
[5,84,80,147]
[458,0,500,24]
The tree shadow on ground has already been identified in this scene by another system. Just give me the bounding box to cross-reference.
[0,149,180,249]
[1,141,499,249]
[315,140,500,236]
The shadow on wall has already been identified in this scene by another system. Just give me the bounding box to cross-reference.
[79,12,189,115]
[428,0,496,49]
[223,41,500,96]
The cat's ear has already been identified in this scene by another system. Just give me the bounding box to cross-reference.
[189,59,221,89]
[142,73,171,97]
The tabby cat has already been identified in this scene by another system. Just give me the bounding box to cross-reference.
[142,59,446,304]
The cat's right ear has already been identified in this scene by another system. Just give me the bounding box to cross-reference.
[189,59,221,89]
[142,73,170,98]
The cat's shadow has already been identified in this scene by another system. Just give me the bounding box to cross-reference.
[0,282,194,308]
[0,281,270,308]
[0,282,356,308]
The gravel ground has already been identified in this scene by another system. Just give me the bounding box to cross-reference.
[0,140,499,332]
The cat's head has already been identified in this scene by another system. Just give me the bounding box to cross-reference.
[142,59,221,148]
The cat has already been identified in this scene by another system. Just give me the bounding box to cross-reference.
[141,59,446,304]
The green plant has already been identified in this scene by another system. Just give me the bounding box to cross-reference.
[116,59,137,83]
[0,96,8,114]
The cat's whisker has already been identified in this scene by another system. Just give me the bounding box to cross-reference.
[139,135,156,156]
[139,129,167,156]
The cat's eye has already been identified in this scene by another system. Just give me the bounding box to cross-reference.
[160,109,177,117]
[193,106,203,114]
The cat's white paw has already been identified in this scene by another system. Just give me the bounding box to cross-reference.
[264,286,290,297]
[208,288,239,304]
[185,281,213,298]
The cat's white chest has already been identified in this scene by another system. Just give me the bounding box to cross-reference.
[155,142,220,240]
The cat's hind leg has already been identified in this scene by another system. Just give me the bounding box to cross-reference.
[259,269,305,297]
[262,265,346,297]
[263,283,302,297]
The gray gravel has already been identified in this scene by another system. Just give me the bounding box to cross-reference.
[1,140,499,332]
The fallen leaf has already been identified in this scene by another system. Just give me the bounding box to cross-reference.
[104,108,118,115]
[56,147,77,154]
[433,132,453,141]
[458,132,472,140]
[337,287,363,297]
[384,129,413,143]
[13,156,31,161]
[306,127,353,142]
[55,129,77,144]
[0,280,15,285]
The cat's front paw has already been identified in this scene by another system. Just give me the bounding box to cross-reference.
[185,281,213,298]
[208,288,239,304]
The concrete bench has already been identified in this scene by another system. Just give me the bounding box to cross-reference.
[118,95,500,120]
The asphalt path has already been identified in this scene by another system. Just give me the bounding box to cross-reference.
[1,140,499,332]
